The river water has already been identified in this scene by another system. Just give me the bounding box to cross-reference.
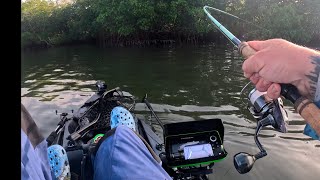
[21,44,320,180]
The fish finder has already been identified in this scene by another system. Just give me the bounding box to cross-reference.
[163,118,227,168]
[142,95,227,178]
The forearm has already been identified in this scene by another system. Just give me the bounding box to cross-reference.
[306,55,320,102]
[315,76,320,107]
[303,55,320,140]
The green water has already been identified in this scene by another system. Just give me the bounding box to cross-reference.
[21,45,320,180]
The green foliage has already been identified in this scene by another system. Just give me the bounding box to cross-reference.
[257,4,312,43]
[21,0,319,48]
[21,0,56,47]
[226,0,319,44]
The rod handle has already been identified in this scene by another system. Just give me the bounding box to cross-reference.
[294,97,320,134]
[239,42,256,59]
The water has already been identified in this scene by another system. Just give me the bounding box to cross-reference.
[21,45,320,180]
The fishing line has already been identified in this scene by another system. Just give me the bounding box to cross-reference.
[205,6,266,31]
[240,81,252,106]
[203,6,271,47]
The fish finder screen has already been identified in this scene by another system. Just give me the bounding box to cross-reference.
[183,143,213,160]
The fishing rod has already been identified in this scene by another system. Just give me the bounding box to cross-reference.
[203,5,320,174]
[203,6,267,47]
[203,6,320,131]
[142,94,165,130]
[203,6,241,47]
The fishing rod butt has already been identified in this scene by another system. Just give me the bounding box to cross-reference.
[294,97,320,134]
[280,84,320,134]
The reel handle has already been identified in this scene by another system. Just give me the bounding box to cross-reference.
[239,42,320,134]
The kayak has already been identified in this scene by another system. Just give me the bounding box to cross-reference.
[46,80,228,180]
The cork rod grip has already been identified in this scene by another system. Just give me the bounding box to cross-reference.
[294,97,320,134]
[239,42,257,59]
[238,41,320,135]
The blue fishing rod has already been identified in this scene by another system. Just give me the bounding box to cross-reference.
[203,5,320,174]
[203,6,243,47]
[203,5,261,60]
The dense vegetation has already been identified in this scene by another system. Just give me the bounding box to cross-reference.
[21,0,320,49]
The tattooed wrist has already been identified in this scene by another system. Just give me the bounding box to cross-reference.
[306,56,320,100]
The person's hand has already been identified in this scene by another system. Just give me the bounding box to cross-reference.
[242,38,320,100]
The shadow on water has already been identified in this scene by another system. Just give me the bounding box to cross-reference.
[21,45,320,180]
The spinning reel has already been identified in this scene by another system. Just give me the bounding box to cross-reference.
[234,84,289,174]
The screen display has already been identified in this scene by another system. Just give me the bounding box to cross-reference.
[183,143,213,160]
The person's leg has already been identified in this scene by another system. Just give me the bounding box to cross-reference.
[21,129,53,180]
[93,125,171,180]
[21,104,53,180]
